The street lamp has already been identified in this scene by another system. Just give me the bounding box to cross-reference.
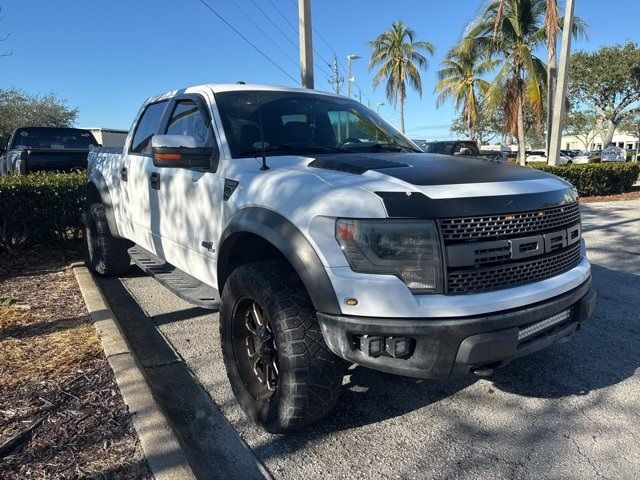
[346,54,361,98]
[376,102,385,114]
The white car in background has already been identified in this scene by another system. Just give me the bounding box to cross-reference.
[573,151,593,164]
[526,150,572,165]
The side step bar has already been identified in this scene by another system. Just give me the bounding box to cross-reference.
[128,245,220,310]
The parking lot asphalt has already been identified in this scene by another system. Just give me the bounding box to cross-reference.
[116,200,639,479]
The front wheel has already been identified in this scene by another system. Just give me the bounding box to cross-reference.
[220,260,344,433]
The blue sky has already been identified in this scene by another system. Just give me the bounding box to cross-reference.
[2,0,638,140]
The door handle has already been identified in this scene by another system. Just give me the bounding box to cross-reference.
[150,172,160,190]
[120,166,127,181]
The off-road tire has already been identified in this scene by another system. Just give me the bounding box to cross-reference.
[86,203,132,276]
[220,260,344,433]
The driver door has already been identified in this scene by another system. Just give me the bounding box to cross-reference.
[151,94,224,286]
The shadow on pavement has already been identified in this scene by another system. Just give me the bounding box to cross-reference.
[486,263,639,398]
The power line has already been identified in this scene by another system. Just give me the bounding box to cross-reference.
[287,0,372,103]
[248,0,299,50]
[267,0,298,35]
[224,0,299,69]
[245,0,334,86]
[196,0,298,84]
[287,0,346,72]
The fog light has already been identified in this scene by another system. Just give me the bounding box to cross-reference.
[386,337,411,358]
[360,335,384,358]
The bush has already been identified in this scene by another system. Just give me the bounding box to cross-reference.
[0,171,86,251]
[533,162,640,196]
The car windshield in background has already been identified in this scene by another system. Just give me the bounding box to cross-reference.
[12,128,98,149]
[214,90,420,158]
[424,141,480,156]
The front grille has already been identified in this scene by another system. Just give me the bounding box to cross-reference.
[440,202,580,242]
[447,243,581,294]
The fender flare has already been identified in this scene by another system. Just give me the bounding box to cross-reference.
[87,171,121,238]
[218,207,341,315]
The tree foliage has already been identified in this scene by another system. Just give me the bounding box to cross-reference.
[450,97,504,144]
[368,21,434,133]
[0,88,78,146]
[435,46,496,140]
[563,109,599,150]
[462,0,549,164]
[568,42,640,148]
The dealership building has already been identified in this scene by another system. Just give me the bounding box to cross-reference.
[561,131,639,151]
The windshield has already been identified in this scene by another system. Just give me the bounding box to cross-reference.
[425,141,479,155]
[12,128,98,149]
[214,90,420,158]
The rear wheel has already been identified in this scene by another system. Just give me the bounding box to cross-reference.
[86,203,132,276]
[220,260,344,433]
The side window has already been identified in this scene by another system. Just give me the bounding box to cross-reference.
[164,100,213,148]
[130,101,169,155]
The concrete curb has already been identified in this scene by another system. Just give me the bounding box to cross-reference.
[72,263,196,480]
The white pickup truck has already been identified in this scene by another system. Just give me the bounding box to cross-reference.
[86,84,596,432]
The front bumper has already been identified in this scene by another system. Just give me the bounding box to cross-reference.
[317,278,596,379]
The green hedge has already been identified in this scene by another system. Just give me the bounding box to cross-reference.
[0,164,638,252]
[0,171,86,251]
[533,163,640,196]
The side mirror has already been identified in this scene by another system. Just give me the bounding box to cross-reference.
[151,135,213,169]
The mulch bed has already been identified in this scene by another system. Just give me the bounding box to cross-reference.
[580,186,640,203]
[0,242,151,479]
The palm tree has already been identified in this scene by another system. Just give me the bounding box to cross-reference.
[491,0,586,159]
[463,0,549,165]
[435,47,497,140]
[368,21,434,134]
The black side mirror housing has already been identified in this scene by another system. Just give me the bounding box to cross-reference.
[151,135,215,169]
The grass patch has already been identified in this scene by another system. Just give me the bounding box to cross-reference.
[0,245,150,479]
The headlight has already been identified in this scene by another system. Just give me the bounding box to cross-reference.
[335,218,443,293]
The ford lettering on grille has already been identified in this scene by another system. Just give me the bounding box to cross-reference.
[440,202,584,294]
[447,224,581,268]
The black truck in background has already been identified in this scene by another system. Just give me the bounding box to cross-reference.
[1,127,99,175]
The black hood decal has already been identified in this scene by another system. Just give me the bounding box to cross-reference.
[308,155,408,175]
[308,152,558,185]
[376,189,578,218]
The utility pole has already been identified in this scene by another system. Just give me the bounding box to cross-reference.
[376,102,385,114]
[346,54,361,98]
[298,0,314,88]
[548,0,575,166]
[328,54,344,94]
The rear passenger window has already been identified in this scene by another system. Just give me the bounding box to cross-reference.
[164,100,213,148]
[130,101,168,154]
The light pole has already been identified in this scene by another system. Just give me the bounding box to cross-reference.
[346,54,361,98]
[345,54,361,138]
[376,102,385,114]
